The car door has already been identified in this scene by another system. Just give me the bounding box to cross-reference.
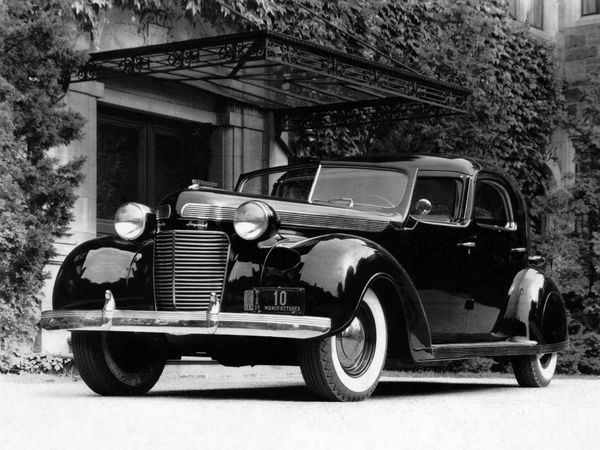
[462,173,528,342]
[397,172,472,344]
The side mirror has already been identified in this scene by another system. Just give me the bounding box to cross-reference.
[414,198,432,216]
[403,198,432,231]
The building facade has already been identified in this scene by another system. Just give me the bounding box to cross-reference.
[509,0,600,190]
[43,9,290,306]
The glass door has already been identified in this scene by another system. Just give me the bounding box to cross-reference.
[97,105,213,235]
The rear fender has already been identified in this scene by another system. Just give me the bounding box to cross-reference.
[261,234,433,360]
[493,268,568,345]
[52,236,154,310]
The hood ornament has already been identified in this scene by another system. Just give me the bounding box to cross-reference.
[188,179,218,190]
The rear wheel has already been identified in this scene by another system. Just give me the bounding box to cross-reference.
[512,352,557,387]
[72,332,166,396]
[298,288,387,401]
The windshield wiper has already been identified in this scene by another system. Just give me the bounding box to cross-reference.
[313,198,354,207]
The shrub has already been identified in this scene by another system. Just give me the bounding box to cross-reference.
[0,0,85,370]
[9,353,75,376]
[556,332,600,375]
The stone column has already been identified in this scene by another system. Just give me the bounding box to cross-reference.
[40,81,104,354]
[209,103,267,190]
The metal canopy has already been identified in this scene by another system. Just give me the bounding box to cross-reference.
[74,30,470,131]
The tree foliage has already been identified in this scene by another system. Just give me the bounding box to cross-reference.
[0,0,85,371]
[530,75,600,374]
[205,0,564,199]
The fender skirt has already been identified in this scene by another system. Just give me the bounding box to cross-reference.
[493,268,568,346]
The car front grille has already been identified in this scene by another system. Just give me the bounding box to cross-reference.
[153,230,230,311]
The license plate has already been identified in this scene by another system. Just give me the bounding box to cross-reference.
[244,288,305,315]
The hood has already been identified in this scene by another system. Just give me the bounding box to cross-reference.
[158,188,401,234]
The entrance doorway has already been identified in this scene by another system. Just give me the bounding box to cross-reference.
[96,104,214,235]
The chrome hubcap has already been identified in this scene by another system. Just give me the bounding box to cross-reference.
[338,317,366,366]
[335,303,376,376]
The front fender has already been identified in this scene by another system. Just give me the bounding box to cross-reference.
[52,236,154,310]
[261,234,432,358]
[494,268,568,345]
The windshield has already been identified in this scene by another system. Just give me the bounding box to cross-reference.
[238,165,408,210]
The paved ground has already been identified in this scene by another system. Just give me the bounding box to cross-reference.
[1,364,598,450]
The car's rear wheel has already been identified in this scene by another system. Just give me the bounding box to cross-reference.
[512,352,557,387]
[72,331,166,396]
[298,288,387,401]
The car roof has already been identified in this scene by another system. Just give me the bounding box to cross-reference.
[319,153,488,176]
[238,153,500,183]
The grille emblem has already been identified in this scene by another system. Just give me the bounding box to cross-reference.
[185,220,208,230]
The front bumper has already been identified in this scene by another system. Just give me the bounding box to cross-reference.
[42,291,331,339]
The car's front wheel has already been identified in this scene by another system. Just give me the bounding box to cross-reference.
[72,331,166,396]
[298,288,388,401]
[512,352,557,387]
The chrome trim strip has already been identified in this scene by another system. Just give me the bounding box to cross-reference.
[156,204,171,220]
[307,164,321,201]
[180,204,236,221]
[181,198,393,232]
[41,309,331,339]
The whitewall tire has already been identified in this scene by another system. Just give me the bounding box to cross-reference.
[298,288,388,401]
[512,352,557,387]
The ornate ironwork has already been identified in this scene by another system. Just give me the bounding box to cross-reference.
[322,57,346,77]
[76,62,99,81]
[361,69,384,87]
[167,49,200,69]
[118,56,150,74]
[275,98,467,132]
[71,30,470,128]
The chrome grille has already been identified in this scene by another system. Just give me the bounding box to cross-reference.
[156,204,171,220]
[154,230,229,311]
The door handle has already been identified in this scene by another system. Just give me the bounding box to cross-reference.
[457,241,476,248]
[510,247,527,254]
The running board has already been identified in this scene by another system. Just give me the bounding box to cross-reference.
[431,341,568,361]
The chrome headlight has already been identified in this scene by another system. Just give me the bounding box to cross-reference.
[114,202,152,240]
[233,201,279,241]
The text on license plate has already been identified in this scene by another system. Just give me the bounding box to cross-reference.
[243,288,305,315]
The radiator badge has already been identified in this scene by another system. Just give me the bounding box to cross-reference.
[185,220,208,230]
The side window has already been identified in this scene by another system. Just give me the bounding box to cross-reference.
[473,181,513,228]
[410,177,463,223]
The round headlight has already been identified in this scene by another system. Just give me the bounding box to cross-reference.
[234,201,274,241]
[114,202,152,240]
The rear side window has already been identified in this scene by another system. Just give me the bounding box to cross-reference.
[473,181,512,228]
[410,177,464,223]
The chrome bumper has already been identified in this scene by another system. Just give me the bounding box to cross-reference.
[42,291,331,339]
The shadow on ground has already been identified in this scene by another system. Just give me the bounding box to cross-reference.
[147,379,515,402]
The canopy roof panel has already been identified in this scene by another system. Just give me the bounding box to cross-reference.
[74,30,470,130]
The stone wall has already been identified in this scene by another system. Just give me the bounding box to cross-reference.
[563,23,600,85]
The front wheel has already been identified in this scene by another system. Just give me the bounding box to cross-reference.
[298,288,388,401]
[72,332,167,396]
[512,352,557,387]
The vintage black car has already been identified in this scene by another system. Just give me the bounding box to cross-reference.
[42,154,568,401]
